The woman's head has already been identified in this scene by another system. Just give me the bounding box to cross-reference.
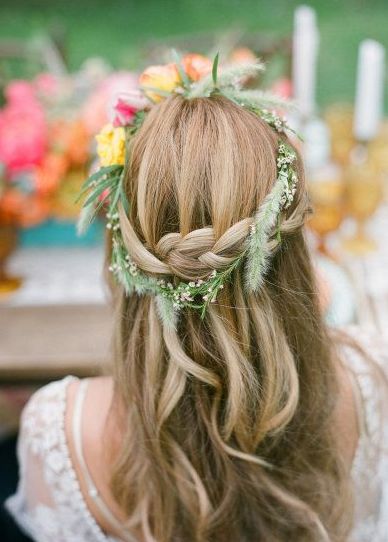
[109,94,352,542]
[118,94,306,281]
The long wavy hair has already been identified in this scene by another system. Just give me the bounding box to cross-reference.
[108,95,353,541]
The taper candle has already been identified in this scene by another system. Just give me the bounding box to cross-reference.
[353,40,385,142]
[292,5,319,119]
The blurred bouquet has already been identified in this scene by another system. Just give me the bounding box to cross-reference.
[0,76,85,228]
[0,62,139,232]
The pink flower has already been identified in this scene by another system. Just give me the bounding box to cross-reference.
[81,71,139,135]
[271,78,292,99]
[5,81,36,106]
[0,82,47,174]
[34,73,60,98]
[112,90,148,127]
[113,99,136,126]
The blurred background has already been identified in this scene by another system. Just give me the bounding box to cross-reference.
[0,1,388,536]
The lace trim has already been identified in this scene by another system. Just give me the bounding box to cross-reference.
[56,377,111,541]
[341,328,388,541]
[7,376,116,542]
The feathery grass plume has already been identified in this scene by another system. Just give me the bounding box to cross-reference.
[245,174,285,292]
[155,294,178,329]
[187,60,265,99]
[216,60,265,86]
[171,49,191,90]
[222,88,293,111]
[110,233,161,297]
[133,274,159,296]
[76,202,96,235]
[111,239,135,296]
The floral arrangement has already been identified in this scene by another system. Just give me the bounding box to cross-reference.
[78,53,298,327]
[0,47,291,237]
[0,78,85,227]
[0,63,139,230]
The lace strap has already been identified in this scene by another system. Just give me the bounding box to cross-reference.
[72,379,136,542]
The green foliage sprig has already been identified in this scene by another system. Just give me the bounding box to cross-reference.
[245,143,297,292]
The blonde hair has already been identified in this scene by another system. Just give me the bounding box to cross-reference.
[108,95,353,541]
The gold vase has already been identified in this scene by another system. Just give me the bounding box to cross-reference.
[0,225,22,297]
[342,146,383,254]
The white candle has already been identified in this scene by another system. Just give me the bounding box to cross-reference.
[353,40,385,141]
[292,5,319,118]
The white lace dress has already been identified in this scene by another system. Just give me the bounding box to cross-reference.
[5,331,388,542]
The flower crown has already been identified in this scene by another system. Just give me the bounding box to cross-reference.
[77,53,298,328]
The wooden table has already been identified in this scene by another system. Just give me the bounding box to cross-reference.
[0,247,112,382]
[0,303,112,382]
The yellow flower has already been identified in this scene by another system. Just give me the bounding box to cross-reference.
[139,63,181,103]
[95,124,125,166]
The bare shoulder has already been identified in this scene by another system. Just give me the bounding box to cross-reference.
[66,375,114,408]
[66,376,113,417]
[64,376,126,533]
[65,375,117,463]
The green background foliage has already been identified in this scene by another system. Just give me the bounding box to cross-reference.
[1,0,387,109]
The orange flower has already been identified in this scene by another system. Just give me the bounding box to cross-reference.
[0,189,25,225]
[139,63,181,102]
[0,189,50,227]
[18,195,50,228]
[229,47,257,64]
[182,54,212,81]
[66,119,90,166]
[52,169,86,220]
[49,119,90,166]
[35,153,68,196]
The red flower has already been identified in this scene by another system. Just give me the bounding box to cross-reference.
[113,99,138,127]
[112,90,148,127]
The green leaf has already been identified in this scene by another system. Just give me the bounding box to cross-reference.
[172,48,191,88]
[79,190,110,228]
[108,178,122,213]
[83,176,120,207]
[133,110,146,130]
[80,165,123,190]
[120,182,130,214]
[76,165,123,202]
[212,53,219,86]
[90,190,111,219]
[82,178,115,207]
[200,302,209,320]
